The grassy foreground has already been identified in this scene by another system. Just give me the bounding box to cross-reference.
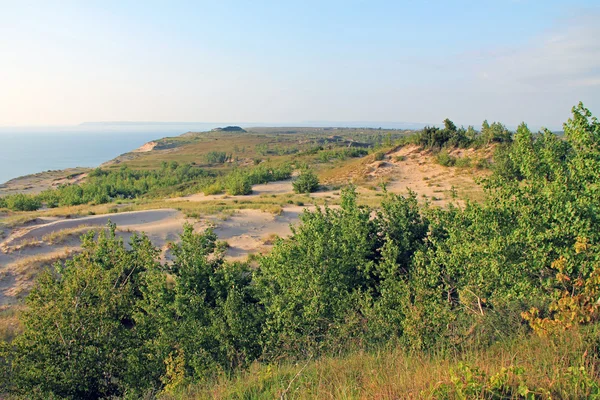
[165,329,599,399]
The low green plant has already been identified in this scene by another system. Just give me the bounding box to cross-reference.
[454,156,472,168]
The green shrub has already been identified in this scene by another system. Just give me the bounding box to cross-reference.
[3,194,41,211]
[436,150,456,166]
[454,156,472,168]
[225,171,252,195]
[203,182,224,195]
[204,151,229,164]
[292,170,319,194]
[373,151,385,161]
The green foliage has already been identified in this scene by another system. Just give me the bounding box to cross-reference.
[256,187,428,354]
[203,182,224,195]
[255,143,269,156]
[204,151,229,164]
[1,224,263,398]
[413,117,512,149]
[416,119,472,149]
[481,119,512,144]
[454,156,472,168]
[31,163,211,208]
[246,163,293,185]
[224,170,253,195]
[430,363,541,399]
[292,169,319,194]
[3,224,160,398]
[436,149,457,166]
[318,147,368,162]
[0,193,42,211]
[136,225,263,387]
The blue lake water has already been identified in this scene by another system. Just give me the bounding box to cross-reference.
[0,126,208,184]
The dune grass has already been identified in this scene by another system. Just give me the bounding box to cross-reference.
[164,328,599,399]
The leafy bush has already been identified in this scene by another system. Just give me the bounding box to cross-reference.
[203,182,224,195]
[292,169,319,194]
[454,156,472,168]
[1,224,262,398]
[204,151,229,164]
[2,194,42,211]
[436,150,456,166]
[225,171,252,195]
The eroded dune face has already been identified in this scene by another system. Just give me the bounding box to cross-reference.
[132,141,158,153]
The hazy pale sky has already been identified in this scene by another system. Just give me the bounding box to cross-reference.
[1,0,599,129]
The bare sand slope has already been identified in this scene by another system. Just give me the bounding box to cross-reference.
[2,209,184,249]
[385,145,486,206]
[0,209,188,304]
[194,206,309,260]
[0,205,316,304]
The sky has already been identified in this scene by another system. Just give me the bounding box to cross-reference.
[1,0,599,130]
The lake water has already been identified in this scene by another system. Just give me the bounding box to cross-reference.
[0,124,223,184]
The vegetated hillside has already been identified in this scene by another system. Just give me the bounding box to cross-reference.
[2,104,600,398]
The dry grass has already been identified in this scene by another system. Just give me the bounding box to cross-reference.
[0,305,25,342]
[41,224,99,245]
[261,233,280,245]
[1,250,76,299]
[165,329,599,399]
[261,204,283,215]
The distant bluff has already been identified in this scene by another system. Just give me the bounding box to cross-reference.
[211,126,247,132]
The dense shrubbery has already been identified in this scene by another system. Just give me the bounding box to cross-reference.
[2,104,599,398]
[0,163,294,211]
[0,162,211,211]
[224,170,253,195]
[214,164,294,196]
[412,117,512,150]
[0,193,41,211]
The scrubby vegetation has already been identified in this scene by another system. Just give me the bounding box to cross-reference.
[408,117,512,150]
[1,104,599,398]
[0,163,294,211]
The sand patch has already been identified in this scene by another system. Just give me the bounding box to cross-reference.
[133,141,158,153]
[194,206,308,260]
